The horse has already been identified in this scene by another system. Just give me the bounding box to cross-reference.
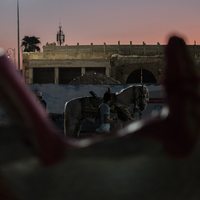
[64,85,149,137]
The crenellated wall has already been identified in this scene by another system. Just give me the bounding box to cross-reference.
[22,41,200,84]
[43,41,200,57]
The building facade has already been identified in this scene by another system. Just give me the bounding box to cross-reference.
[23,41,200,84]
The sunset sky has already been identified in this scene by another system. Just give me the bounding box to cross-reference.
[0,0,200,68]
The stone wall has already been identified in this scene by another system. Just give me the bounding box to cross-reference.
[43,41,200,57]
[22,42,200,84]
[110,55,164,84]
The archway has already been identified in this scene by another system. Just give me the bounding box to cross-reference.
[126,69,157,84]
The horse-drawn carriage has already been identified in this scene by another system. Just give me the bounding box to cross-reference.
[64,85,149,137]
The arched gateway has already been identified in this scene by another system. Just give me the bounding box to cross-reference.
[126,69,157,84]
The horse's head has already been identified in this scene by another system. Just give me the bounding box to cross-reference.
[135,85,149,111]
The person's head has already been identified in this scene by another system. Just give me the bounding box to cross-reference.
[103,92,111,103]
[36,91,43,101]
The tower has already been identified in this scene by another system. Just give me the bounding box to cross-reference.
[56,23,65,46]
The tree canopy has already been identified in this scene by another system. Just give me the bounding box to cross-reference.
[21,36,41,52]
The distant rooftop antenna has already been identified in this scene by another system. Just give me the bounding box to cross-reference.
[57,22,65,46]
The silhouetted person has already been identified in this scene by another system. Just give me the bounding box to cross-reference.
[36,92,47,110]
[96,91,118,133]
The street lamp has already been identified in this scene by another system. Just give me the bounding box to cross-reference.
[6,48,16,68]
[17,0,20,71]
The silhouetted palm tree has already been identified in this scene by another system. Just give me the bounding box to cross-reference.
[21,36,41,52]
